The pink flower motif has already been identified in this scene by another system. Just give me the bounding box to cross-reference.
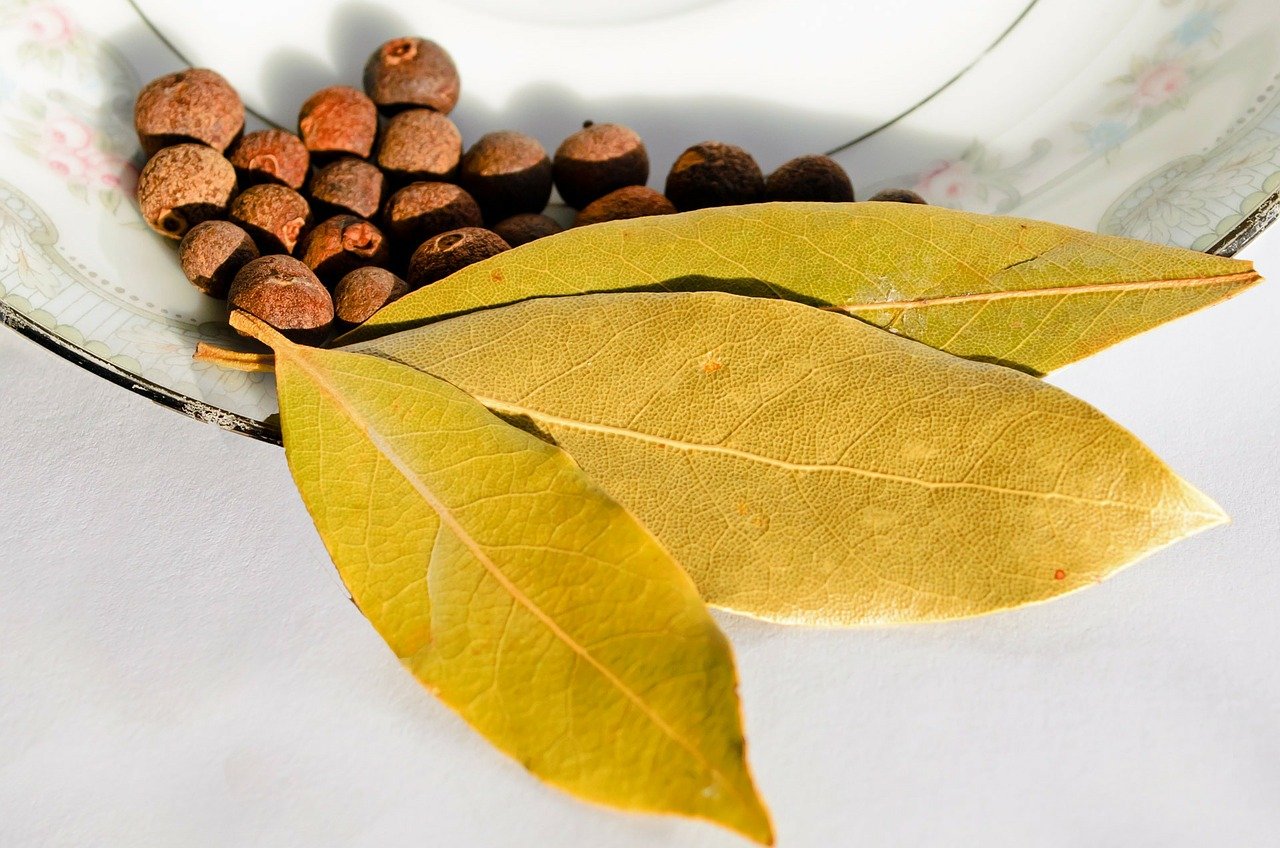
[44,116,93,152]
[44,148,87,182]
[1133,61,1189,108]
[23,4,74,46]
[80,148,138,192]
[913,160,977,203]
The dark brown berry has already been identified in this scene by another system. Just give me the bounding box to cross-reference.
[383,182,482,246]
[492,213,564,247]
[765,155,854,203]
[375,109,462,183]
[134,68,244,157]
[136,143,237,239]
[178,221,259,298]
[308,157,385,220]
[664,141,765,211]
[227,129,310,190]
[229,184,312,254]
[334,266,409,326]
[458,131,553,223]
[575,186,676,227]
[407,227,509,288]
[869,188,927,204]
[228,255,333,345]
[553,122,649,209]
[299,215,390,284]
[363,37,460,114]
[298,86,378,159]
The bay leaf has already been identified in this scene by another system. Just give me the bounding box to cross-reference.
[340,202,1259,375]
[350,292,1228,626]
[230,311,773,843]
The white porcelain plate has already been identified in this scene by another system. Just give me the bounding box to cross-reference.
[2,0,1278,441]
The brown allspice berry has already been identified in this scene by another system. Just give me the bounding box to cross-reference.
[383,181,482,246]
[363,37,460,114]
[298,86,378,159]
[458,131,553,223]
[299,215,390,284]
[407,227,509,288]
[334,266,409,327]
[136,143,237,239]
[178,221,259,298]
[492,213,564,247]
[308,157,385,220]
[376,109,462,183]
[765,154,855,203]
[575,186,675,227]
[228,255,333,346]
[229,184,312,254]
[134,68,244,157]
[227,129,310,189]
[664,141,765,211]
[553,121,649,209]
[869,188,928,204]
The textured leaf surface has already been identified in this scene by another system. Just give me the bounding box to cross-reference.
[352,292,1228,625]
[242,314,772,843]
[343,202,1259,375]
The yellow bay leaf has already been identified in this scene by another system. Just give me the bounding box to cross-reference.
[350,292,1228,626]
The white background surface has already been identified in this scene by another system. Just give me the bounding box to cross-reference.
[2,227,1278,847]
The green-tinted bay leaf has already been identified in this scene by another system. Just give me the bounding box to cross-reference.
[351,292,1227,626]
[234,313,772,843]
[342,202,1259,375]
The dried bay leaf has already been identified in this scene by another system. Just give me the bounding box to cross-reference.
[229,312,773,843]
[350,292,1228,626]
[342,202,1260,375]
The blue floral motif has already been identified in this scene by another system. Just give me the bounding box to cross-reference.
[1084,120,1130,152]
[1174,10,1218,46]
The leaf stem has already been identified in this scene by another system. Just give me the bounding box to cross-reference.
[193,342,276,372]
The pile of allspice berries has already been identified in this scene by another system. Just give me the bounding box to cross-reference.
[133,35,926,345]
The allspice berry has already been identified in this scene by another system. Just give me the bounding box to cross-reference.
[664,141,765,211]
[869,188,927,204]
[334,266,409,327]
[458,131,553,223]
[765,155,854,203]
[134,68,244,157]
[553,122,649,209]
[363,37,460,114]
[492,213,563,247]
[227,129,310,189]
[308,157,385,220]
[298,86,378,159]
[299,215,390,284]
[229,184,312,254]
[382,182,482,245]
[407,227,509,288]
[228,255,333,346]
[575,186,675,227]
[376,109,462,183]
[136,143,237,239]
[178,220,259,298]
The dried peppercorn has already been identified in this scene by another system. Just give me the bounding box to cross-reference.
[375,109,462,183]
[178,220,259,298]
[575,185,676,227]
[134,68,244,157]
[308,157,385,220]
[363,37,460,114]
[553,121,649,209]
[869,188,927,204]
[765,155,854,203]
[226,129,310,190]
[492,213,563,247]
[298,86,378,159]
[333,266,409,326]
[228,255,333,345]
[229,184,312,254]
[407,227,509,288]
[382,181,482,246]
[299,215,390,284]
[458,131,553,223]
[136,143,238,239]
[664,141,765,211]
